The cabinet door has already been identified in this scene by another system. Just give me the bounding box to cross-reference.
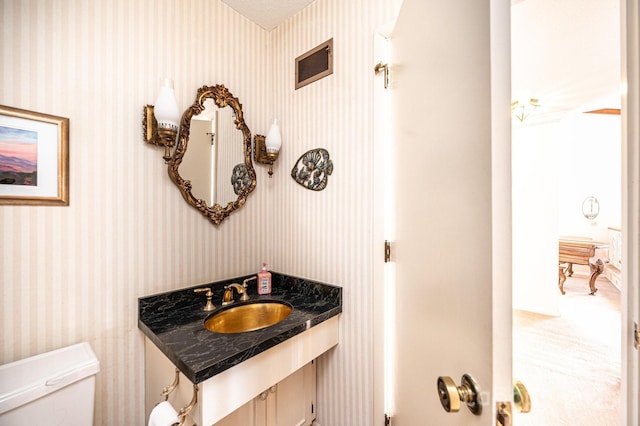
[274,361,316,426]
[213,397,263,426]
[213,361,317,426]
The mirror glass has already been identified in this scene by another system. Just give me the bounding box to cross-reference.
[181,100,246,206]
[581,196,600,220]
[168,85,256,225]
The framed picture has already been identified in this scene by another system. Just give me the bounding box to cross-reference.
[0,105,69,205]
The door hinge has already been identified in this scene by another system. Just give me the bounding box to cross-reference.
[384,413,391,426]
[634,322,639,350]
[374,62,390,89]
[384,240,391,263]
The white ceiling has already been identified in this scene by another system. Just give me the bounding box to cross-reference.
[224,0,621,123]
[222,0,315,31]
[512,0,620,123]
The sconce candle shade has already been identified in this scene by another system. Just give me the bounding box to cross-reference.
[265,119,282,154]
[254,119,282,177]
[154,78,180,131]
[143,78,180,162]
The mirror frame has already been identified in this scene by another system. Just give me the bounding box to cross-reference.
[168,85,257,225]
[581,195,600,220]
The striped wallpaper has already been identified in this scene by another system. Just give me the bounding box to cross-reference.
[270,2,400,425]
[0,0,400,424]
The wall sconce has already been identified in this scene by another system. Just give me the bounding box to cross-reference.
[143,78,181,162]
[254,119,282,177]
[511,98,540,122]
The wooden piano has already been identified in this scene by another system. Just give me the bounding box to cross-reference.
[558,238,608,295]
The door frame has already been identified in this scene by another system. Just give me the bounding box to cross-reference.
[372,29,392,425]
[621,0,640,423]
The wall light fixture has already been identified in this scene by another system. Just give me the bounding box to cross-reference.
[254,119,282,177]
[511,98,540,122]
[143,78,181,162]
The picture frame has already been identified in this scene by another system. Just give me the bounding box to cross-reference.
[0,105,69,205]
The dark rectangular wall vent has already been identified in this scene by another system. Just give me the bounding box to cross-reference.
[295,38,333,90]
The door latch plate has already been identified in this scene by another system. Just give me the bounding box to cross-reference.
[496,401,512,426]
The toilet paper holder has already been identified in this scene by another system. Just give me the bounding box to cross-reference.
[162,368,180,401]
[160,368,199,426]
[176,384,198,426]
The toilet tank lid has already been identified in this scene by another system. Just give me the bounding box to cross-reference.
[0,342,100,415]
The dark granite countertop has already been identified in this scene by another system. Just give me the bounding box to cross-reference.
[138,272,342,384]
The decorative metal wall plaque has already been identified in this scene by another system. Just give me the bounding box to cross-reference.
[291,148,333,191]
[231,163,251,195]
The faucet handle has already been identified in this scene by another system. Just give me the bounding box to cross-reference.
[194,287,215,311]
[239,286,250,301]
[243,276,257,286]
[240,277,257,301]
[242,275,258,291]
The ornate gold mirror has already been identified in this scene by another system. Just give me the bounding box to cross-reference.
[169,85,256,225]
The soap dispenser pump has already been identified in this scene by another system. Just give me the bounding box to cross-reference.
[257,262,272,295]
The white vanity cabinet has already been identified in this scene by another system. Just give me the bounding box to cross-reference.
[145,339,317,426]
[144,315,339,426]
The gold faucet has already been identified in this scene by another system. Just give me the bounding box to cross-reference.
[222,283,249,305]
[222,276,257,305]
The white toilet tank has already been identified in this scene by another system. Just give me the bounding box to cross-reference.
[0,342,100,425]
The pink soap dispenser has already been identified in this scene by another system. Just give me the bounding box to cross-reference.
[257,262,272,295]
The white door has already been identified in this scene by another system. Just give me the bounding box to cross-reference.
[378,0,639,425]
[383,0,513,424]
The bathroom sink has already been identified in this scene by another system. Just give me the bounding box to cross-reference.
[204,301,293,334]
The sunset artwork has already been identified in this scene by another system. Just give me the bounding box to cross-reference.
[0,125,38,186]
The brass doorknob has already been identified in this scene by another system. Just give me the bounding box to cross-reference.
[436,374,482,415]
[513,380,531,413]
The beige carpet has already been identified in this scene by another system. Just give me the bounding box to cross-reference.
[513,274,621,426]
